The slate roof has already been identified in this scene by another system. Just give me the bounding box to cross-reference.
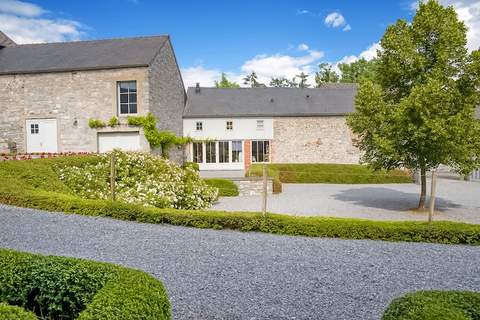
[183,84,358,118]
[0,35,168,75]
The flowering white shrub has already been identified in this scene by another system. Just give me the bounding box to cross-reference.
[57,151,218,210]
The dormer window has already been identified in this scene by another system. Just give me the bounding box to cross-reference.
[196,121,203,131]
[226,121,233,130]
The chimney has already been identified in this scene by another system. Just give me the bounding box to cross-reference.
[0,31,16,49]
[195,82,200,93]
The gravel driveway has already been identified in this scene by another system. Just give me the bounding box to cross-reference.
[1,205,479,319]
[213,179,480,224]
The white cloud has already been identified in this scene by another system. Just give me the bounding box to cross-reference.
[0,0,44,17]
[333,42,381,74]
[296,9,310,15]
[240,50,324,86]
[410,0,480,51]
[324,11,351,31]
[0,0,85,44]
[298,43,309,51]
[182,48,325,88]
[181,65,222,88]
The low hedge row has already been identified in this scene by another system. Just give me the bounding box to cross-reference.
[0,157,479,245]
[246,163,413,184]
[383,291,480,320]
[0,249,171,319]
[204,178,239,196]
[2,190,480,245]
[0,303,36,320]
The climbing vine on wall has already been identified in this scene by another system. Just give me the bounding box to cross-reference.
[127,113,191,158]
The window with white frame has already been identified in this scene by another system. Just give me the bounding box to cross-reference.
[226,121,233,130]
[232,141,242,163]
[30,123,39,134]
[205,141,216,163]
[251,140,270,163]
[192,142,203,163]
[118,81,137,115]
[256,120,264,130]
[218,141,229,163]
[196,121,203,131]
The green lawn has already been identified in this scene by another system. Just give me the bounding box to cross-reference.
[204,178,239,197]
[383,291,480,320]
[0,157,478,245]
[246,163,413,184]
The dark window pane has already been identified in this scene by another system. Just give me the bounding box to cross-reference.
[120,103,129,114]
[206,142,216,163]
[219,141,229,163]
[193,143,203,163]
[119,85,128,93]
[258,141,264,162]
[129,103,137,114]
[129,93,137,103]
[120,94,128,103]
[252,141,257,162]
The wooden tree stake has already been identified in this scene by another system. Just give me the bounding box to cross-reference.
[428,170,437,225]
[262,164,267,217]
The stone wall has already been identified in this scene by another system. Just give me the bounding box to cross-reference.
[148,38,186,163]
[271,117,360,164]
[0,67,149,153]
[232,177,273,196]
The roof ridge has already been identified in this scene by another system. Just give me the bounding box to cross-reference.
[12,34,169,47]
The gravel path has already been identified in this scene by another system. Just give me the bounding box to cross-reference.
[213,179,480,224]
[1,205,479,320]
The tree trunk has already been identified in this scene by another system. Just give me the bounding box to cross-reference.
[418,166,427,209]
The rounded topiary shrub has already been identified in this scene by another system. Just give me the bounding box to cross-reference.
[57,150,218,210]
[0,249,171,320]
[382,290,480,320]
[0,303,36,320]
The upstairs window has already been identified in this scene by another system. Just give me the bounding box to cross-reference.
[226,121,233,130]
[196,122,203,131]
[118,81,137,115]
[256,120,264,130]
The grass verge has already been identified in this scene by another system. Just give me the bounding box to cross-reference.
[246,163,413,184]
[0,157,478,245]
[383,291,480,320]
[0,248,170,319]
[204,178,239,196]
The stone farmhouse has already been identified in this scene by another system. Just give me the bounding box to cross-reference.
[0,31,185,156]
[183,85,360,171]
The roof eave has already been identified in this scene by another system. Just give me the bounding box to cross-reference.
[0,64,150,76]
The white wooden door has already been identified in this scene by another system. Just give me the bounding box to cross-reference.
[25,119,58,153]
[98,132,141,153]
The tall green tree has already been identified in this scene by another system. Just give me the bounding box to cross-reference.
[315,63,339,87]
[215,73,240,88]
[295,72,311,88]
[243,71,266,87]
[347,0,480,209]
[338,58,378,83]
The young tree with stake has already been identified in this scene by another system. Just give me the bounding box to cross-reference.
[347,0,480,210]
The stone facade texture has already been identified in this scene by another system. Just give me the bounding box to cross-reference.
[232,178,273,196]
[0,38,185,155]
[271,117,360,164]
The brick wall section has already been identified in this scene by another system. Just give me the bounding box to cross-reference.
[148,38,186,163]
[244,140,251,169]
[272,117,360,164]
[0,67,150,153]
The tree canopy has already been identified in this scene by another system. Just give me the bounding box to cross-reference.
[338,58,377,84]
[243,72,266,87]
[347,0,480,208]
[215,73,240,88]
[315,63,339,86]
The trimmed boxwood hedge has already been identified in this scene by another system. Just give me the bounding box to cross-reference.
[0,249,171,319]
[383,291,480,320]
[0,303,36,320]
[0,157,479,245]
[204,178,239,196]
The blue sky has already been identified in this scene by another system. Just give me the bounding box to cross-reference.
[0,0,478,86]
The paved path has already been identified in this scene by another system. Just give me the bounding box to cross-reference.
[1,206,479,320]
[213,179,480,224]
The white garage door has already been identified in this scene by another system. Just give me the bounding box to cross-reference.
[26,119,58,153]
[98,132,141,153]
